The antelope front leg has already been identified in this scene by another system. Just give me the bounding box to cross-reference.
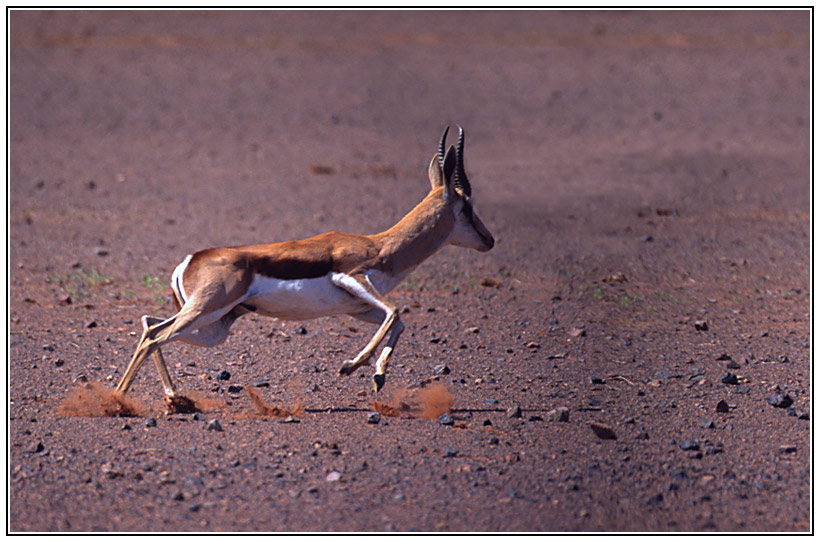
[372,319,404,391]
[331,272,400,389]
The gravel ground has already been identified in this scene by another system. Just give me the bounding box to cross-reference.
[8,9,811,532]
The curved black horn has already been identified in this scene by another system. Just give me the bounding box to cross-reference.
[453,125,472,197]
[438,125,450,167]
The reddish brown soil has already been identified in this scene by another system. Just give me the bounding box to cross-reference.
[8,10,811,532]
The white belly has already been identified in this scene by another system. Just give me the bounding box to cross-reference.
[244,274,364,321]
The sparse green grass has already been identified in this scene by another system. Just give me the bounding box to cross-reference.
[49,268,113,299]
[141,274,167,303]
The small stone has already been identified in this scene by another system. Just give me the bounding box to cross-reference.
[546,407,570,422]
[295,325,307,335]
[680,440,700,451]
[569,327,586,338]
[694,320,709,331]
[227,385,243,394]
[215,370,230,381]
[28,441,44,454]
[589,376,605,385]
[590,423,617,440]
[252,378,270,388]
[325,470,341,482]
[85,320,98,329]
[700,419,715,429]
[506,405,522,419]
[726,360,741,369]
[778,445,798,454]
[281,415,300,424]
[433,364,450,376]
[720,372,738,385]
[193,412,205,421]
[205,419,223,432]
[145,418,157,428]
[93,247,109,257]
[767,394,793,409]
[366,412,381,424]
[438,413,454,426]
[716,400,730,413]
[443,448,458,458]
[101,462,122,479]
[465,326,480,334]
[525,341,540,349]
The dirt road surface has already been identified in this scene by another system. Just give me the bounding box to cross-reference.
[8,10,811,532]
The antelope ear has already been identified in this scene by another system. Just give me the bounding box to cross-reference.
[428,154,445,189]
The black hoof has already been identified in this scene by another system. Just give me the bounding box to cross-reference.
[339,362,353,376]
[372,374,385,392]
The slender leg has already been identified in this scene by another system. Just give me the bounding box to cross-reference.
[331,272,402,390]
[114,301,239,397]
[373,319,404,391]
[142,315,177,397]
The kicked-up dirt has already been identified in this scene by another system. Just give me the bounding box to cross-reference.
[8,9,811,532]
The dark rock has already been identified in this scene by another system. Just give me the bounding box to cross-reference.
[443,448,458,458]
[227,385,243,394]
[295,325,307,335]
[700,419,715,429]
[590,423,617,440]
[215,370,231,381]
[767,394,793,409]
[28,441,44,454]
[655,371,682,379]
[433,364,450,376]
[366,412,381,424]
[694,320,709,331]
[252,378,270,388]
[145,418,157,427]
[589,375,605,384]
[438,413,454,426]
[193,412,205,421]
[716,400,730,413]
[680,440,700,451]
[720,372,738,385]
[85,320,98,329]
[547,407,570,422]
[205,419,223,432]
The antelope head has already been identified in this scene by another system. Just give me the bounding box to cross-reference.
[429,125,495,252]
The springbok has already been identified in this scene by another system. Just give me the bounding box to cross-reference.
[113,126,494,412]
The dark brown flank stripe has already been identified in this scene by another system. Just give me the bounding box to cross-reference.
[182,232,383,288]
